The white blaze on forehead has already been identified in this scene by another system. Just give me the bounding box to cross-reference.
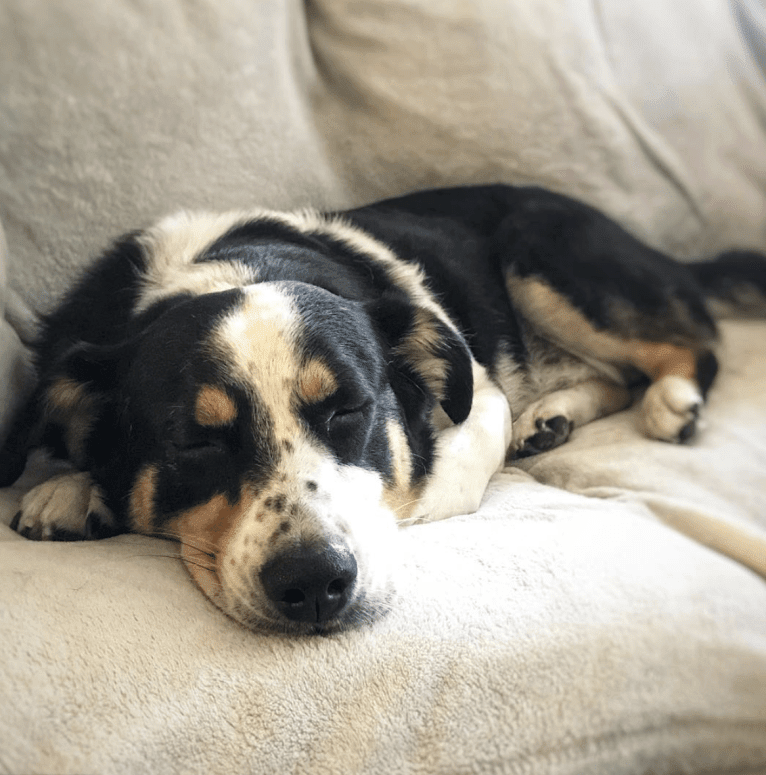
[215,283,302,407]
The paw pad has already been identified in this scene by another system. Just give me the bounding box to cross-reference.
[514,415,573,458]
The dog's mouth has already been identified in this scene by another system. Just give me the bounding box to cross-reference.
[179,540,393,635]
[227,589,393,637]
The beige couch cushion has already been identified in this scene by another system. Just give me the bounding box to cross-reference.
[310,0,766,255]
[1,1,765,773]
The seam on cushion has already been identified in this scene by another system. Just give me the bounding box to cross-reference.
[5,287,38,346]
[588,0,707,227]
[733,0,766,81]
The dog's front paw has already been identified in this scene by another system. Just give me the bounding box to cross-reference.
[11,471,117,541]
[512,395,575,459]
[413,380,512,522]
[640,375,704,443]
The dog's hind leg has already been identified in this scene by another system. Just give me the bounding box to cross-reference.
[490,188,724,447]
[506,273,718,445]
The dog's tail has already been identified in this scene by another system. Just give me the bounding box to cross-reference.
[688,250,766,319]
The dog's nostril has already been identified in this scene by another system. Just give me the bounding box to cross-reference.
[282,588,306,606]
[260,545,357,625]
[327,577,347,596]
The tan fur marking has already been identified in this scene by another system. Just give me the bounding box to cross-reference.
[628,342,697,381]
[508,276,701,383]
[170,490,252,552]
[48,376,89,412]
[46,377,98,462]
[129,465,158,534]
[179,540,222,607]
[171,487,257,607]
[395,308,449,399]
[297,360,337,403]
[195,385,237,426]
[383,419,420,520]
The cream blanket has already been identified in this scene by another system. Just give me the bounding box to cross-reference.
[1,0,765,772]
[1,321,765,774]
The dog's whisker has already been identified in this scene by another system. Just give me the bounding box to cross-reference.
[125,544,217,571]
[180,556,217,573]
[390,497,426,526]
[131,551,217,574]
[125,551,182,562]
[393,497,420,513]
[122,533,219,561]
[148,530,219,557]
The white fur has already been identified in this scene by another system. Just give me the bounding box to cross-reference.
[15,469,113,539]
[412,363,512,522]
[202,283,399,629]
[220,445,399,631]
[124,207,489,628]
[135,207,457,334]
[641,375,703,441]
[135,210,259,312]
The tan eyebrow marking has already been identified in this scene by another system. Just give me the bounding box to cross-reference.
[195,385,237,426]
[297,359,338,403]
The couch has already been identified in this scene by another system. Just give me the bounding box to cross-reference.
[1,1,765,773]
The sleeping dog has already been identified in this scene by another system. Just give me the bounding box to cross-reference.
[2,184,764,633]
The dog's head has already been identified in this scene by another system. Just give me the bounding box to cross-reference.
[49,265,473,633]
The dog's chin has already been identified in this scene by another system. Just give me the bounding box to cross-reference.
[227,593,394,637]
[211,588,396,637]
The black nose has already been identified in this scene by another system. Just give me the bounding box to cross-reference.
[259,544,358,624]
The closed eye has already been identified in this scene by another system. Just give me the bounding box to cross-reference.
[176,437,231,459]
[181,439,221,451]
[326,402,368,432]
[299,382,375,442]
[328,402,369,422]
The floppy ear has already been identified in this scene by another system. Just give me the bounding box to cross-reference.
[53,339,134,388]
[0,339,132,481]
[40,339,134,467]
[368,292,474,424]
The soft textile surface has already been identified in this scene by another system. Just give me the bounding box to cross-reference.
[0,221,35,444]
[310,0,766,255]
[1,1,766,773]
[1,321,766,774]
